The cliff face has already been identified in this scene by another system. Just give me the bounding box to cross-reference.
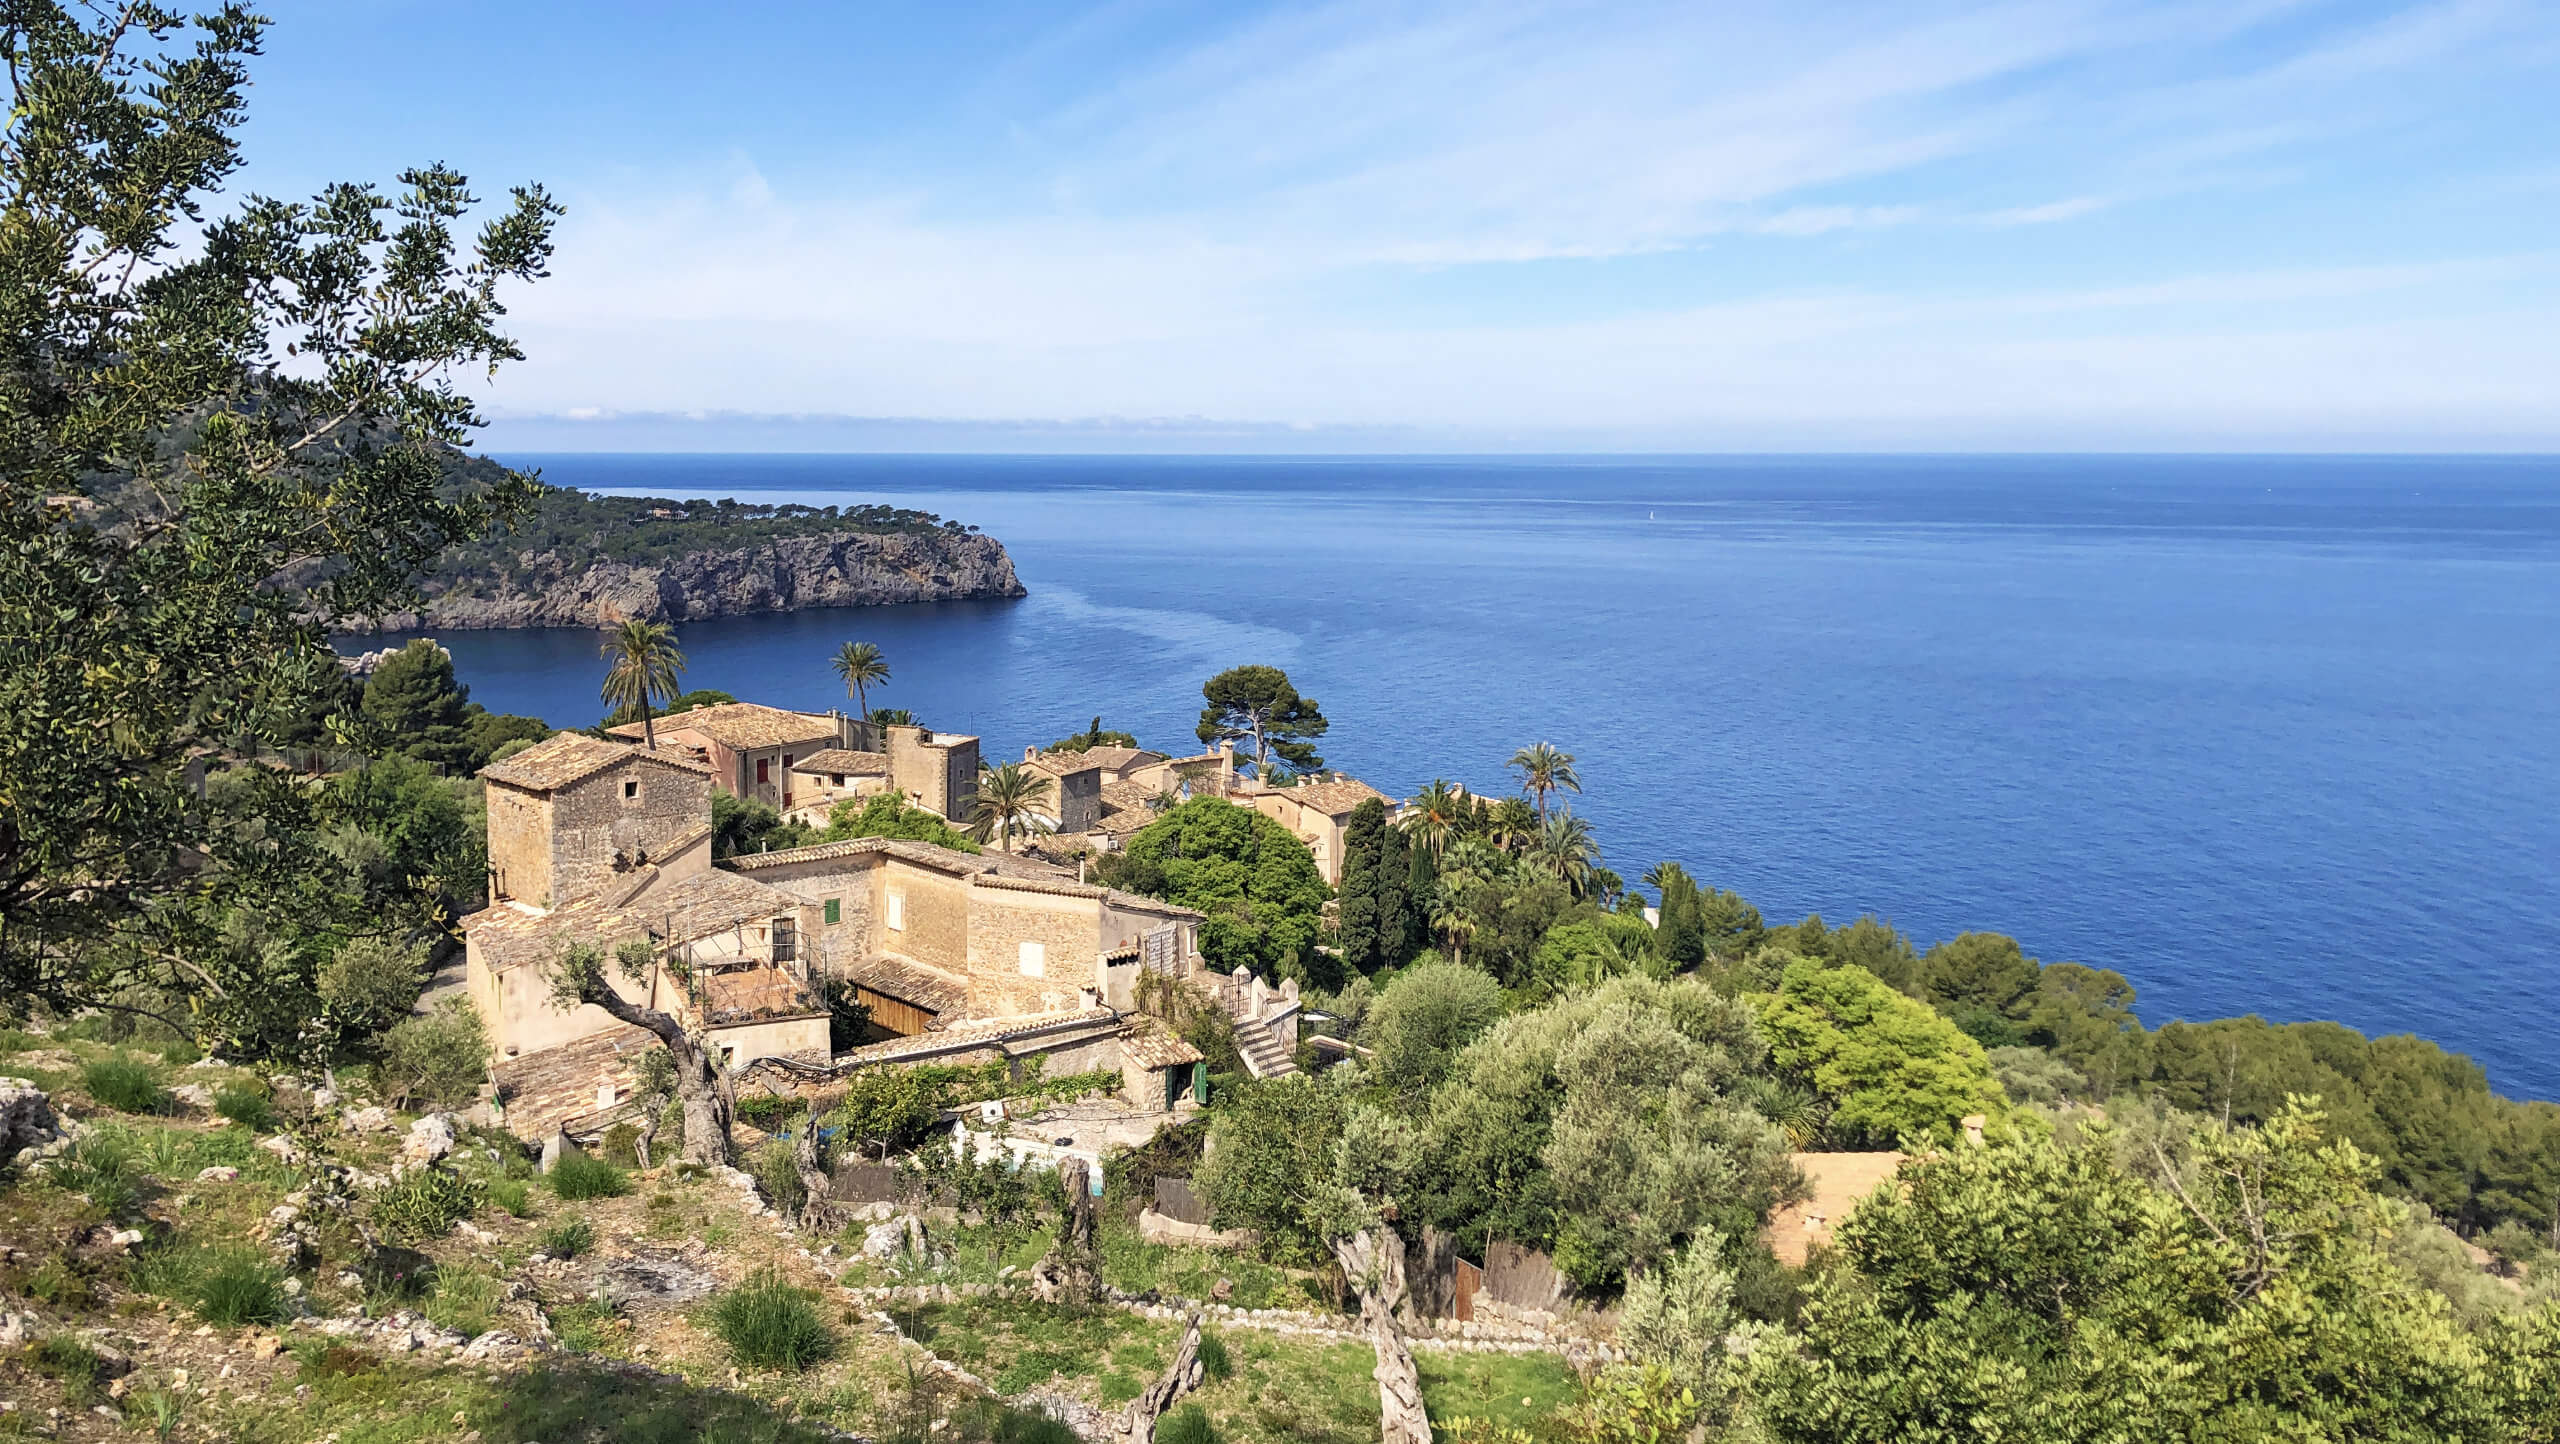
[354,529,1027,632]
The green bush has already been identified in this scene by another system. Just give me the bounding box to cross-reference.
[704,1267,835,1371]
[1158,1403,1217,1444]
[370,1167,483,1243]
[211,1080,275,1131]
[486,1177,535,1217]
[538,1215,596,1260]
[51,1132,142,1215]
[598,1121,642,1167]
[81,1055,165,1113]
[1196,1329,1232,1382]
[424,1268,503,1339]
[734,1093,800,1131]
[192,1248,286,1326]
[547,1152,629,1201]
[375,997,488,1110]
[750,1139,808,1216]
[27,1333,109,1402]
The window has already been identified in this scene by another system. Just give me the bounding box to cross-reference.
[885,892,905,931]
[823,897,841,926]
[1018,941,1046,977]
[772,916,797,965]
[622,780,639,800]
[830,774,845,787]
[756,757,770,784]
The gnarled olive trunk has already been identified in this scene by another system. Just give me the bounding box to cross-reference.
[1117,1312,1206,1443]
[583,986,733,1168]
[1331,1226,1432,1444]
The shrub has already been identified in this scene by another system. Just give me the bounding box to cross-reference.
[81,1055,165,1113]
[52,1131,143,1215]
[547,1152,629,1201]
[598,1122,642,1166]
[1158,1403,1217,1444]
[192,1247,286,1326]
[424,1268,503,1339]
[750,1139,807,1216]
[371,1166,483,1243]
[538,1215,596,1260]
[486,1177,535,1217]
[705,1267,835,1371]
[27,1257,97,1309]
[28,1334,109,1402]
[734,1092,800,1131]
[1195,1329,1232,1382]
[211,1080,275,1131]
[315,935,428,1039]
[375,997,488,1109]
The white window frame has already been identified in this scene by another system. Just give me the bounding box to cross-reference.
[885,891,905,932]
[1018,941,1046,977]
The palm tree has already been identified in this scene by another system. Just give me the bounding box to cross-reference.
[1485,797,1538,855]
[1508,742,1581,821]
[1533,810,1602,899]
[868,707,915,728]
[1405,779,1466,864]
[967,762,1055,854]
[1428,890,1477,970]
[600,619,686,748]
[831,641,890,724]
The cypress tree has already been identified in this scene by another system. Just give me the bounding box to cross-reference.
[1378,818,1416,967]
[1337,799,1388,972]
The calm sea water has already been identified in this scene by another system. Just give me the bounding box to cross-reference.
[374,454,2560,1100]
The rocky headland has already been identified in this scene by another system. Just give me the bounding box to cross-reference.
[347,525,1026,632]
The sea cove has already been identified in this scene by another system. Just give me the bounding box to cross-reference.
[388,452,2560,1099]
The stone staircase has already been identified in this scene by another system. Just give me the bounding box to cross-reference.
[1220,968,1302,1079]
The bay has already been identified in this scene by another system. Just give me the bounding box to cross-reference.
[368,453,2560,1100]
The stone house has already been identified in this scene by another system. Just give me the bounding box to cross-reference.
[783,747,891,825]
[480,733,717,908]
[1236,774,1396,886]
[606,702,856,812]
[1762,1151,1906,1266]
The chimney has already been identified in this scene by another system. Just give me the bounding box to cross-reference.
[1025,745,1038,763]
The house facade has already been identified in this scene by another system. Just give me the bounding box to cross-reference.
[1237,774,1396,885]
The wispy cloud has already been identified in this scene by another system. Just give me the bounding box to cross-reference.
[464,0,2560,447]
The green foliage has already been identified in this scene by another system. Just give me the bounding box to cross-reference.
[750,1137,808,1216]
[706,1266,837,1371]
[374,996,488,1109]
[547,1152,630,1201]
[50,1131,143,1214]
[598,619,687,744]
[371,1166,484,1244]
[424,1267,505,1339]
[1438,976,1790,1289]
[1045,717,1137,753]
[814,792,981,853]
[827,1067,941,1159]
[1362,957,1504,1097]
[1758,959,2009,1148]
[1336,798,1419,973]
[967,761,1057,852]
[28,1333,108,1401]
[710,790,815,858]
[435,492,958,599]
[314,935,429,1040]
[1103,797,1330,985]
[1616,1242,1738,1380]
[1195,1073,1353,1261]
[538,1215,596,1260]
[1195,665,1328,777]
[0,4,559,1035]
[360,640,478,769]
[212,1078,276,1131]
[190,1247,288,1326]
[485,1177,535,1217]
[1156,1404,1217,1444]
[81,1054,166,1113]
[1526,919,1628,996]
[1758,1102,2531,1443]
[325,755,489,921]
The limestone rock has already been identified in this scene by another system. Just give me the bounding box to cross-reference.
[197,1166,240,1183]
[341,1106,393,1134]
[258,1134,303,1162]
[862,1215,927,1260]
[0,1078,65,1159]
[171,1082,217,1111]
[402,1114,457,1164]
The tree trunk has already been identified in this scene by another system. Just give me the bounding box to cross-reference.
[1331,1227,1433,1444]
[792,1107,837,1232]
[583,985,732,1167]
[632,1092,663,1170]
[1034,1157,1102,1308]
[1117,1312,1206,1443]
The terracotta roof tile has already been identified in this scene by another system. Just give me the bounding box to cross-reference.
[1264,777,1392,817]
[841,952,969,1015]
[791,748,888,776]
[1120,1019,1204,1070]
[1764,1151,1905,1267]
[462,893,651,972]
[637,868,806,944]
[606,702,842,751]
[480,732,707,791]
[702,964,823,1024]
[835,1005,1119,1065]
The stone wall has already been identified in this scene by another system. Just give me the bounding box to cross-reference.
[484,784,553,906]
[544,759,711,907]
[964,888,1103,1016]
[882,863,973,979]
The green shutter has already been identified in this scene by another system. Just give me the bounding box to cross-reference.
[824,897,841,925]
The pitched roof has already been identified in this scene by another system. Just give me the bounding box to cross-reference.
[491,1022,659,1141]
[606,702,841,750]
[1257,777,1391,817]
[640,868,806,944]
[479,731,707,791]
[968,872,1206,918]
[790,748,888,776]
[839,952,969,1016]
[835,1005,1119,1066]
[1119,1019,1204,1070]
[460,894,651,973]
[724,834,1080,884]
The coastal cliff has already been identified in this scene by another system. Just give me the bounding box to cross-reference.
[354,527,1028,632]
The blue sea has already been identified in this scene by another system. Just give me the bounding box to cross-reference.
[378,454,2560,1100]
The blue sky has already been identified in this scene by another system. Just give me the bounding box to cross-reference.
[235,1,2560,450]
